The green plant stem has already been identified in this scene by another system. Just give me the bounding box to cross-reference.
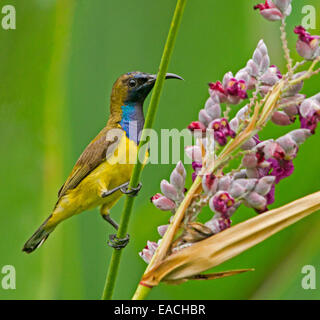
[101,0,187,300]
[132,284,152,300]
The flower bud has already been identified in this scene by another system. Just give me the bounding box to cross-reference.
[294,26,320,60]
[206,103,221,120]
[260,66,282,85]
[256,140,285,160]
[241,138,257,151]
[175,161,186,178]
[170,161,186,191]
[205,217,231,234]
[236,104,250,121]
[229,181,246,198]
[229,117,239,132]
[271,111,293,126]
[279,94,305,112]
[236,178,257,192]
[246,59,259,77]
[283,105,299,118]
[151,193,176,211]
[139,241,158,264]
[235,68,250,83]
[185,145,202,163]
[242,153,258,168]
[276,135,297,156]
[218,175,232,191]
[204,97,214,110]
[222,72,233,87]
[244,191,267,210]
[160,179,179,201]
[246,168,260,179]
[300,98,320,118]
[313,93,320,104]
[299,97,320,134]
[288,129,311,145]
[255,176,275,196]
[274,0,291,13]
[233,169,247,180]
[205,97,222,120]
[202,173,218,195]
[251,40,270,76]
[157,225,169,237]
[258,39,268,55]
[187,121,206,133]
[199,109,212,126]
[260,85,272,96]
[254,1,283,21]
[209,81,227,103]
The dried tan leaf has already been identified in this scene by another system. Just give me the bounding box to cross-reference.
[164,268,254,285]
[142,191,320,286]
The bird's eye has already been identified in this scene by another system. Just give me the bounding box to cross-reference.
[128,79,137,88]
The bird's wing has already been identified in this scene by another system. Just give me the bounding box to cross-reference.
[57,126,122,199]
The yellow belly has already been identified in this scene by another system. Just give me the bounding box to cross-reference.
[48,133,145,227]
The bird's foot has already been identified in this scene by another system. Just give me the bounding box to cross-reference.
[120,182,142,197]
[101,182,130,198]
[102,214,119,230]
[107,234,130,250]
[101,182,142,198]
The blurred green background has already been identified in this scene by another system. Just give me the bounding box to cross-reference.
[0,0,320,300]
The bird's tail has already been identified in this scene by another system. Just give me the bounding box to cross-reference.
[22,215,55,254]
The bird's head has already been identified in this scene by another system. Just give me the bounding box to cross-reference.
[110,71,183,107]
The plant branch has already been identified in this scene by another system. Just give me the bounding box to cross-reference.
[280,19,293,76]
[101,0,187,300]
[289,56,320,86]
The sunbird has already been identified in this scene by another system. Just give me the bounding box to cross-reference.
[23,71,182,253]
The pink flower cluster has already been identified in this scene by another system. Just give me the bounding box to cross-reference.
[140,1,320,263]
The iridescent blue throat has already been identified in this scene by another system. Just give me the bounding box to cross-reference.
[120,104,144,144]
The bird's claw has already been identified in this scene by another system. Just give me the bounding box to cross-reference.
[101,182,142,198]
[120,182,142,197]
[107,233,130,250]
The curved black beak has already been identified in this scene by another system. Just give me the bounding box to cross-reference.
[165,73,184,81]
[147,73,184,84]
